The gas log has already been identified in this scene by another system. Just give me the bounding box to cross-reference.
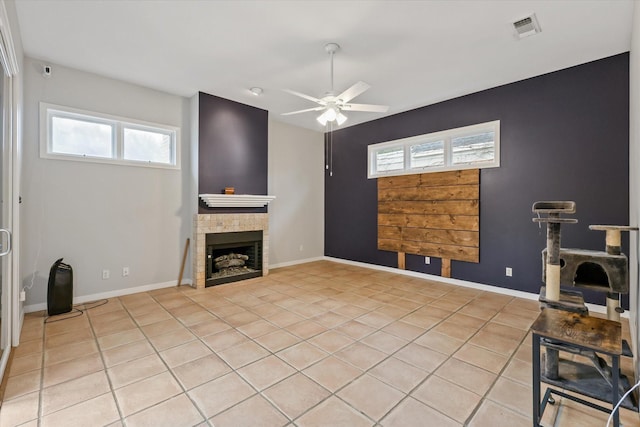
[214,253,249,270]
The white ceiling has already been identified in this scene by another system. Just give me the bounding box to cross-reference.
[14,0,634,131]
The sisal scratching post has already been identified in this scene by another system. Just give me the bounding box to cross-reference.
[545,222,561,301]
[605,229,622,254]
[606,294,621,322]
[605,229,622,321]
[589,225,638,322]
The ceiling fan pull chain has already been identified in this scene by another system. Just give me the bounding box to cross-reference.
[325,131,329,170]
[329,121,334,177]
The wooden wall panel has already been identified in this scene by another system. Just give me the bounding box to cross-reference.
[378,184,478,202]
[378,213,480,231]
[377,169,479,188]
[378,200,479,216]
[377,169,480,263]
[403,229,478,246]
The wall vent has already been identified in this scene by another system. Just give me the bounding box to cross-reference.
[513,14,541,39]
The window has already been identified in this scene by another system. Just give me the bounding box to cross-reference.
[51,115,114,158]
[410,140,444,168]
[368,120,499,178]
[40,103,180,169]
[123,126,173,164]
[451,131,495,165]
[375,146,404,172]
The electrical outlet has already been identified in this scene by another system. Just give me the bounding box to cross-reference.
[425,257,431,265]
[102,269,110,280]
[299,245,304,252]
[506,267,513,277]
[19,290,25,301]
[123,267,129,277]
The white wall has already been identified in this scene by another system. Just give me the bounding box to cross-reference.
[189,94,199,215]
[3,0,25,355]
[21,58,191,307]
[630,0,639,381]
[268,119,324,266]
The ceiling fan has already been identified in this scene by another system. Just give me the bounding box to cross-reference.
[282,43,389,126]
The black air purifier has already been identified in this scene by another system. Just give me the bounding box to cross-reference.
[47,258,73,316]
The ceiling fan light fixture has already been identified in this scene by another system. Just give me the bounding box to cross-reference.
[325,106,338,122]
[317,106,346,126]
[317,112,329,126]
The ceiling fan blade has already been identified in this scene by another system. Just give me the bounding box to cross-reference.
[337,81,371,103]
[281,106,325,116]
[284,89,326,105]
[342,103,389,113]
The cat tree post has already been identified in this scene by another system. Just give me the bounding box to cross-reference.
[533,201,578,380]
[589,225,638,322]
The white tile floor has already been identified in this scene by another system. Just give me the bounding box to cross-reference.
[1,261,638,426]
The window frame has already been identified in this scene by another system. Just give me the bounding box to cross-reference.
[368,120,500,179]
[40,102,180,169]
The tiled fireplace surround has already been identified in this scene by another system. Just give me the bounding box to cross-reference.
[193,213,269,289]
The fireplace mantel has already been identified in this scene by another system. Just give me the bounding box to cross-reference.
[199,194,275,208]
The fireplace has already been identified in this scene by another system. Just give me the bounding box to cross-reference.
[193,213,269,289]
[206,230,263,286]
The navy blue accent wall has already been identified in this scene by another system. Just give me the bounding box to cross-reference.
[325,53,629,307]
[198,92,268,213]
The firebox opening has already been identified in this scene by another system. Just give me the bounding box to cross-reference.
[573,261,609,288]
[206,230,263,287]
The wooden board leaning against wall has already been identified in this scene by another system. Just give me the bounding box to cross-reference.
[377,169,480,277]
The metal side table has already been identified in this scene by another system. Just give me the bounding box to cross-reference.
[531,308,622,427]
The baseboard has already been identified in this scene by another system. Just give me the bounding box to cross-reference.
[323,256,624,318]
[270,256,325,270]
[23,279,192,313]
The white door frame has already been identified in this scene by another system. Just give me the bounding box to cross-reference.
[0,0,20,383]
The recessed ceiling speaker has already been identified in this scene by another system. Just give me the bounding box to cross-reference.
[513,14,541,39]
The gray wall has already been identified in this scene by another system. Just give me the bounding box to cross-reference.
[268,120,324,266]
[325,54,629,307]
[21,57,191,307]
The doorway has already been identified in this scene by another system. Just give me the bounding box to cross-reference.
[0,1,20,387]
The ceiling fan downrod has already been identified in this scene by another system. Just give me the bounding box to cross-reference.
[325,43,340,95]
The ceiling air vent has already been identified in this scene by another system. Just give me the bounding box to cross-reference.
[513,14,541,39]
